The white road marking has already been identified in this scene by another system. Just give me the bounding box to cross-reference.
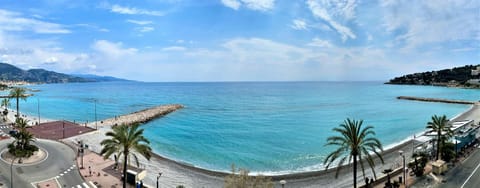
[461,161,480,188]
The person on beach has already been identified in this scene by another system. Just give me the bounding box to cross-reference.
[89,166,92,176]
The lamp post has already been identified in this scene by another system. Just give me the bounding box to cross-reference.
[280,180,287,188]
[80,140,85,169]
[37,98,40,124]
[156,173,162,188]
[399,150,406,188]
[94,99,97,129]
[11,157,17,188]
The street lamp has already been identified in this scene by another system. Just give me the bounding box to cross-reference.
[11,157,17,188]
[37,98,40,124]
[94,99,97,129]
[399,150,406,188]
[156,173,162,188]
[280,180,287,188]
[79,140,85,169]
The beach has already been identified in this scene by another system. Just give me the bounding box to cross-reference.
[5,100,480,187]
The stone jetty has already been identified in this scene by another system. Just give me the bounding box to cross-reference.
[397,96,476,105]
[89,104,183,128]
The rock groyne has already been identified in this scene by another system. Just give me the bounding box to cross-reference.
[397,96,476,105]
[89,104,183,128]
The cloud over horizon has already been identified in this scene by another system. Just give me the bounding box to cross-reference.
[0,1,478,82]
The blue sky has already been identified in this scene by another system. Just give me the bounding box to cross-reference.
[0,0,478,81]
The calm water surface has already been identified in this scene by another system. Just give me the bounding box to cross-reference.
[15,82,479,173]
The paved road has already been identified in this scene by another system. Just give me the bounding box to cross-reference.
[438,148,480,188]
[0,136,85,187]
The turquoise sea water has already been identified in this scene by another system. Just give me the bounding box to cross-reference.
[13,82,479,173]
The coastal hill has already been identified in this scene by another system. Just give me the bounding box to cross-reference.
[0,62,128,84]
[386,64,480,88]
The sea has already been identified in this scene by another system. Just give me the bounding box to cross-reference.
[8,81,479,174]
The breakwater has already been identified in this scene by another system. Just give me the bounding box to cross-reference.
[89,104,184,127]
[397,96,476,105]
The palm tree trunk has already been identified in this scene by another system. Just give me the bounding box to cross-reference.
[123,151,128,188]
[353,155,357,188]
[436,134,441,160]
[16,97,19,120]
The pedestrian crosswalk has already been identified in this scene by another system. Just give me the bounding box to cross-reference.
[71,181,98,188]
[0,125,11,129]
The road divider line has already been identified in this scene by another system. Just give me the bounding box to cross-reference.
[461,160,480,188]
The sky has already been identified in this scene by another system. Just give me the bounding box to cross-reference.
[0,0,479,82]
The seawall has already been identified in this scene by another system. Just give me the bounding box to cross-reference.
[397,96,476,105]
[88,104,184,128]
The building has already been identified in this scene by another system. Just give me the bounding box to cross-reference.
[450,120,479,151]
[423,119,479,156]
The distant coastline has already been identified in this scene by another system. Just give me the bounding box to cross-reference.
[386,64,480,89]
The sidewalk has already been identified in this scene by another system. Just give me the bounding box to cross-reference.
[77,149,123,187]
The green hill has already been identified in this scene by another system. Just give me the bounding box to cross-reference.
[0,63,89,83]
[386,65,480,88]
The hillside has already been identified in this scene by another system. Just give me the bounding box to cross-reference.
[386,65,480,88]
[72,74,131,82]
[0,63,89,83]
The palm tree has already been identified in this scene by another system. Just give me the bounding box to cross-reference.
[8,118,37,163]
[324,118,384,188]
[16,118,29,132]
[1,98,10,109]
[426,115,452,160]
[100,123,152,188]
[1,98,9,119]
[9,87,28,120]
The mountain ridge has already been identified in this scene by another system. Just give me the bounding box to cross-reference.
[0,62,128,84]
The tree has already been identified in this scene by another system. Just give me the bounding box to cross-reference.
[8,87,28,120]
[1,98,9,118]
[100,123,152,188]
[441,142,455,162]
[426,115,452,160]
[8,118,38,162]
[408,152,428,177]
[324,118,384,188]
[224,165,274,188]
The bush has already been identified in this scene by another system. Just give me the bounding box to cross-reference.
[224,165,273,188]
[408,152,428,177]
[441,142,455,162]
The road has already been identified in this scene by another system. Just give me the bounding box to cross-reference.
[0,123,85,187]
[438,148,480,188]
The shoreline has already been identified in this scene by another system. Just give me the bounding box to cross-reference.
[8,102,480,187]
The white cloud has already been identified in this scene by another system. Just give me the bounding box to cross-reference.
[308,38,333,48]
[0,31,94,73]
[138,27,155,33]
[221,0,275,11]
[221,0,241,10]
[306,0,357,41]
[110,5,165,16]
[43,57,58,65]
[0,9,70,34]
[291,19,308,30]
[126,19,153,25]
[381,0,480,49]
[91,40,138,58]
[161,46,187,51]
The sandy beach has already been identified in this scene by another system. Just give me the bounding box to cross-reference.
[7,102,480,188]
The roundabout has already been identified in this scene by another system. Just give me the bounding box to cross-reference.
[0,138,84,187]
[0,147,48,165]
